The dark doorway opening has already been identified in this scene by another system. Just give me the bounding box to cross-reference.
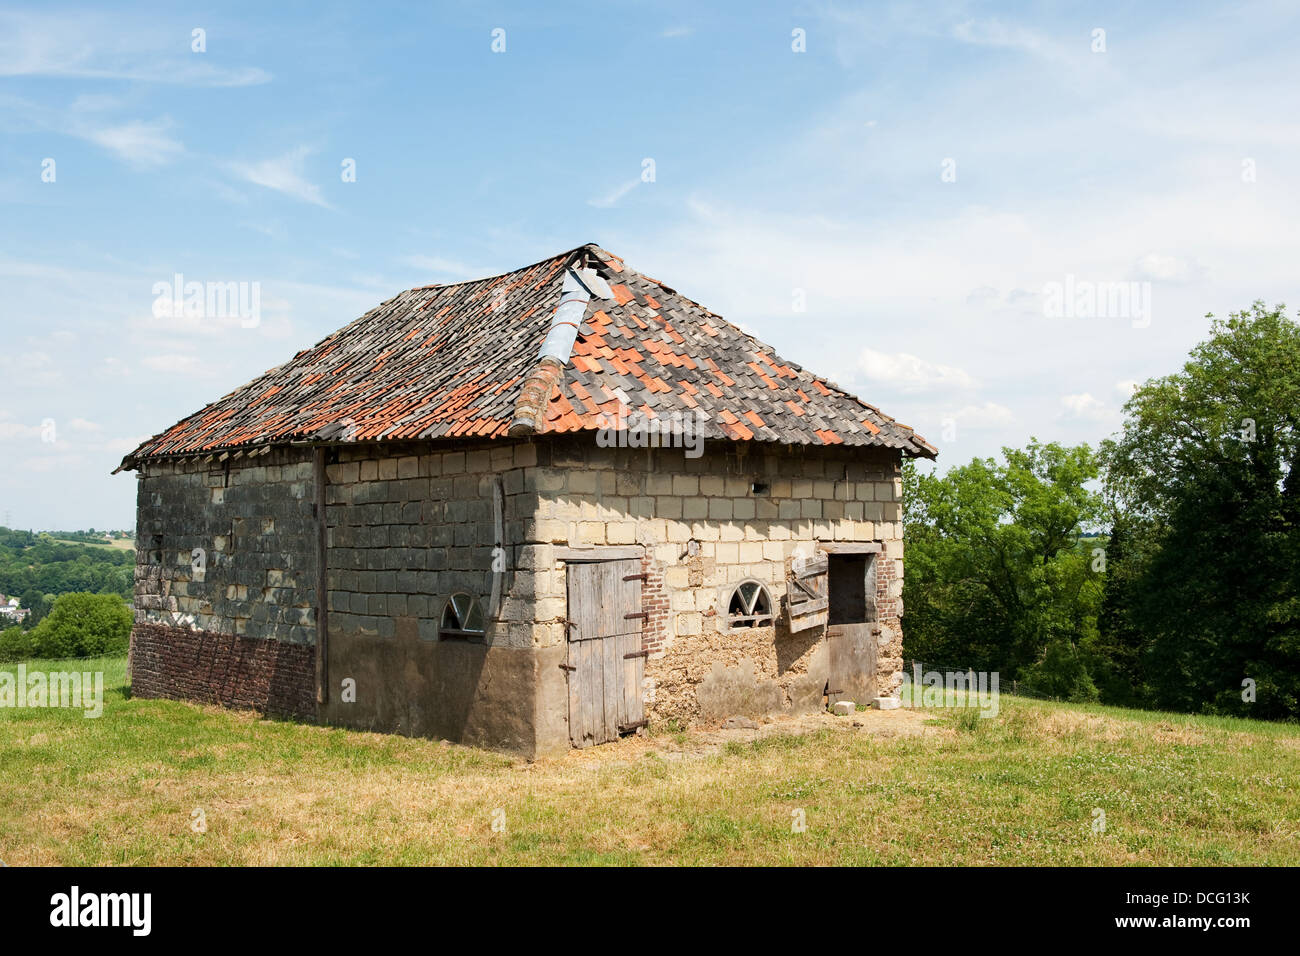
[827,553,875,625]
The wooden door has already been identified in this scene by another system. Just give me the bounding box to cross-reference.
[827,624,877,705]
[565,559,645,747]
[826,552,878,705]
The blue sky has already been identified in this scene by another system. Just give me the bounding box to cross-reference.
[2,1,1298,529]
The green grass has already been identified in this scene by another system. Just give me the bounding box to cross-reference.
[46,535,134,551]
[2,655,1298,865]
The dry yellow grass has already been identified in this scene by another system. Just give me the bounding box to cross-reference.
[2,657,1298,866]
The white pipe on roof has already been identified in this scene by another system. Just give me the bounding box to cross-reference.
[508,265,612,436]
[535,269,596,364]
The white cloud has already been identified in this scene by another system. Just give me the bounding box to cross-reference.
[82,118,183,168]
[1059,392,1123,425]
[139,354,202,373]
[101,435,150,455]
[952,402,1017,428]
[858,348,978,393]
[951,19,1055,56]
[0,421,41,441]
[228,147,330,207]
[1133,252,1205,283]
[0,12,271,86]
[401,255,485,281]
[1060,392,1105,417]
[588,179,640,208]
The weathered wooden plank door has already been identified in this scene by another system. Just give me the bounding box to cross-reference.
[566,559,645,747]
[827,625,877,706]
[826,552,878,705]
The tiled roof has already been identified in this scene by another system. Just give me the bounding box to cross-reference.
[119,243,935,468]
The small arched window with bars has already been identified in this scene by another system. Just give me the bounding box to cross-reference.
[727,580,774,628]
[440,592,485,640]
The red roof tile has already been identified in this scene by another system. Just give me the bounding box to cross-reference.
[120,243,936,467]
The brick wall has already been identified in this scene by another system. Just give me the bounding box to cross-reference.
[129,621,316,719]
[641,555,669,655]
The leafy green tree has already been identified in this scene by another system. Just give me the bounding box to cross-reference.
[0,626,35,662]
[1102,303,1300,719]
[902,440,1105,683]
[27,592,132,659]
[1088,513,1150,706]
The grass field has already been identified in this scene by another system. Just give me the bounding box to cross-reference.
[2,655,1297,866]
[47,536,134,552]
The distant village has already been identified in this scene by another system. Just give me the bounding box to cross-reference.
[0,596,30,623]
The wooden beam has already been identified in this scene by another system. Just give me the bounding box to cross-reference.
[555,545,644,562]
[313,447,329,707]
[489,475,504,620]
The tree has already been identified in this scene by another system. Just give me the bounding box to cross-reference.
[902,440,1105,684]
[1102,303,1300,719]
[27,592,132,659]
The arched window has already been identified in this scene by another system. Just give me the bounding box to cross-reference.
[727,580,774,628]
[440,592,485,640]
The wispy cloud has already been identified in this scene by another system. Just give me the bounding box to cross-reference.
[953,402,1017,428]
[1059,392,1121,424]
[228,147,330,207]
[588,179,640,208]
[859,348,979,393]
[0,11,271,86]
[950,19,1058,57]
[81,118,184,168]
[400,254,487,281]
[1133,252,1206,284]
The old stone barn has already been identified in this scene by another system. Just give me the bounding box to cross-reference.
[118,244,936,757]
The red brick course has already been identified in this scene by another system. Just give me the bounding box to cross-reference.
[640,554,669,655]
[129,622,317,720]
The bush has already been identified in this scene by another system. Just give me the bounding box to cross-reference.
[0,626,35,662]
[1020,639,1101,703]
[27,592,132,659]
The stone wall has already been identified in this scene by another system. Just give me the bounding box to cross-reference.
[527,436,905,727]
[130,447,320,714]
[128,432,910,753]
[317,439,564,755]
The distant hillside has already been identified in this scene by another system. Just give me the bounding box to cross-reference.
[0,527,134,625]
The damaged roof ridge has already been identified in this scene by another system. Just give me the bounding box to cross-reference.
[408,242,604,292]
